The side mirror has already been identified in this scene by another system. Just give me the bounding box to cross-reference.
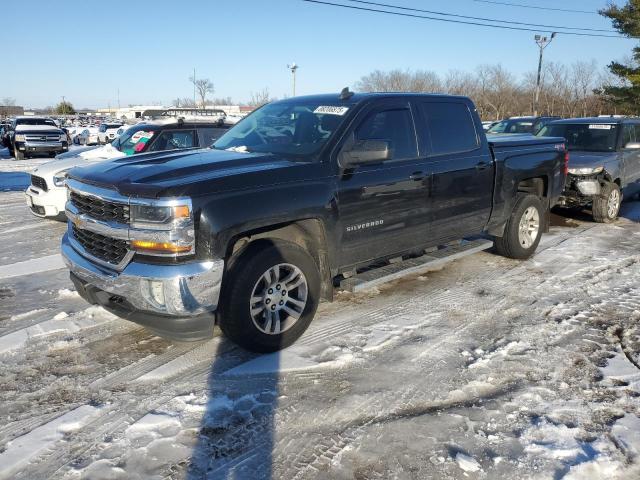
[625,142,640,150]
[340,140,391,167]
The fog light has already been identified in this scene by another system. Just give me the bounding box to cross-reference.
[149,280,165,306]
[576,181,600,196]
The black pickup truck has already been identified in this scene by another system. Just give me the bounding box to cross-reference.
[61,91,567,352]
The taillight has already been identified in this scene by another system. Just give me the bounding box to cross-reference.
[563,151,569,175]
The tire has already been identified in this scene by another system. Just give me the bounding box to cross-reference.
[494,194,544,260]
[592,181,621,223]
[219,240,321,353]
[14,149,24,161]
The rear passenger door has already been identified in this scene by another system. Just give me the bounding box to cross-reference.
[416,100,494,240]
[336,99,430,268]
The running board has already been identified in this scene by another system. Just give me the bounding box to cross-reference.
[339,239,494,293]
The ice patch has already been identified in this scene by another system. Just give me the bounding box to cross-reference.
[0,254,64,280]
[0,405,101,480]
[0,306,116,354]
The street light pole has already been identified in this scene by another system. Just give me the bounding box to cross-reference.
[533,32,556,117]
[287,63,299,97]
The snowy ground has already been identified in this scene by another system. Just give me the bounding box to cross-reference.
[1,166,640,479]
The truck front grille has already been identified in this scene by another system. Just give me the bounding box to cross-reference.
[70,191,129,224]
[72,225,129,265]
[24,134,60,142]
[30,175,48,192]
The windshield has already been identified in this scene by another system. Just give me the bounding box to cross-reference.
[213,100,352,157]
[111,126,156,155]
[487,119,536,134]
[17,118,57,127]
[537,123,619,152]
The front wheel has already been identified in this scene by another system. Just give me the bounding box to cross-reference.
[14,149,24,160]
[494,194,544,260]
[592,182,621,223]
[219,241,321,352]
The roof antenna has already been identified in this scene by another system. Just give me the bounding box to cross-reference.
[340,87,354,101]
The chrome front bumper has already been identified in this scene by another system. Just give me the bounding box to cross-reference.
[61,232,224,317]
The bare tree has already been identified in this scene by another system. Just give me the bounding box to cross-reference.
[356,69,442,93]
[171,97,197,108]
[209,96,234,106]
[248,88,273,108]
[1,97,16,106]
[353,62,614,121]
[188,76,214,108]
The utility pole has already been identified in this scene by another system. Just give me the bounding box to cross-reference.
[61,95,66,115]
[287,63,299,97]
[193,68,196,107]
[533,32,556,117]
[117,88,120,109]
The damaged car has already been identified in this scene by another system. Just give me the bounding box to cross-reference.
[538,117,640,223]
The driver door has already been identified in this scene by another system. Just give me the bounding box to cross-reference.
[336,99,430,269]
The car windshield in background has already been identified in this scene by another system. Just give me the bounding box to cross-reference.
[212,101,351,157]
[487,119,535,134]
[17,119,57,127]
[538,123,619,152]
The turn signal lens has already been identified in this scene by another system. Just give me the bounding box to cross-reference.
[174,205,190,219]
[131,240,191,253]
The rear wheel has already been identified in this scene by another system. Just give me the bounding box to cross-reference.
[219,241,321,352]
[494,194,544,260]
[592,181,621,223]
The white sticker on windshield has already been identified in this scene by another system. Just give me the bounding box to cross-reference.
[589,124,612,130]
[314,106,349,116]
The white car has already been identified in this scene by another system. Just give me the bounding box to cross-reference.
[72,127,99,145]
[97,123,125,144]
[25,144,124,219]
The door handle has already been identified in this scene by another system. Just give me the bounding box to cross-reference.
[475,161,490,170]
[410,171,425,181]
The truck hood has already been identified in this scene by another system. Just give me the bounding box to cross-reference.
[67,148,319,198]
[567,151,619,169]
[15,124,62,134]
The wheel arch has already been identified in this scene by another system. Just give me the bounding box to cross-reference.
[225,218,334,301]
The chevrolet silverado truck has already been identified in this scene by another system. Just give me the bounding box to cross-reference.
[538,117,640,223]
[61,91,567,352]
[6,116,68,160]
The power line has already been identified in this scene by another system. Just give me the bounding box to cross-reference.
[299,0,629,38]
[471,0,597,15]
[343,0,615,33]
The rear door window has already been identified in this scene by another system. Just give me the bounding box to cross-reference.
[419,102,479,156]
[148,129,196,152]
[197,127,220,147]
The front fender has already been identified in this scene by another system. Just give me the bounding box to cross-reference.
[194,180,338,262]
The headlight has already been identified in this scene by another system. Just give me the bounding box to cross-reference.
[130,204,190,227]
[568,166,604,175]
[130,202,195,256]
[53,170,69,187]
[60,134,67,141]
[14,134,25,142]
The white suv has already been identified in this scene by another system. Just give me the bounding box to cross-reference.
[97,123,124,144]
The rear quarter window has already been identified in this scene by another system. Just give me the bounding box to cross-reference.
[419,102,479,156]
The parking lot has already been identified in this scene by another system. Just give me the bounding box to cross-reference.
[0,153,639,479]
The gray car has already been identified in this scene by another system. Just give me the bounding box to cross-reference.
[538,117,640,222]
